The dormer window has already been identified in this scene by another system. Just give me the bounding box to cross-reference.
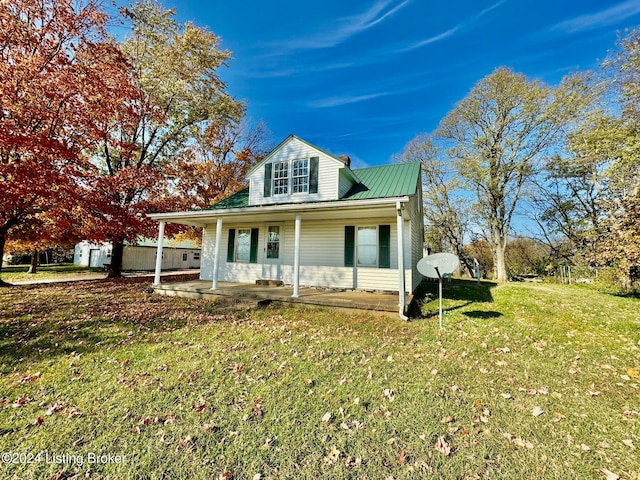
[292,159,309,193]
[262,155,319,198]
[273,161,289,195]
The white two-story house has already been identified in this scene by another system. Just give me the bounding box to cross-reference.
[149,135,424,317]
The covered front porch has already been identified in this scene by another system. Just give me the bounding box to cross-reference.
[149,198,414,319]
[153,279,406,313]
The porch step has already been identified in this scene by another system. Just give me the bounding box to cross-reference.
[255,279,284,287]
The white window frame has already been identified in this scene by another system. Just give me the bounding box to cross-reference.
[235,228,252,263]
[357,226,378,267]
[292,159,309,193]
[272,161,289,195]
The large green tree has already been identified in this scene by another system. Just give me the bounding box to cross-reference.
[435,67,586,281]
[90,0,244,277]
[398,134,473,274]
[577,30,640,287]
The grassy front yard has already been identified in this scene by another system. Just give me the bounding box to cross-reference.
[0,277,638,479]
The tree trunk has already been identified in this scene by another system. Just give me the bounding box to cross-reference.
[27,249,39,274]
[0,233,10,287]
[107,240,124,278]
[494,242,508,281]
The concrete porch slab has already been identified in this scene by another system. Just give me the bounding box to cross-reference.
[153,280,406,313]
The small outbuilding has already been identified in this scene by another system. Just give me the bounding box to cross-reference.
[74,238,201,271]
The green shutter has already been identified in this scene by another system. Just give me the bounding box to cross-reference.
[263,163,272,197]
[309,156,319,194]
[227,228,235,262]
[344,225,355,267]
[378,224,391,268]
[250,228,259,263]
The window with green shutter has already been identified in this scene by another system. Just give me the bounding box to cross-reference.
[227,229,236,262]
[378,224,391,268]
[344,226,355,267]
[250,228,259,263]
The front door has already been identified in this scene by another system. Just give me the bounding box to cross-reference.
[262,224,282,280]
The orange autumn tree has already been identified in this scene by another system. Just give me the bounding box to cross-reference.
[0,0,136,285]
[170,120,271,208]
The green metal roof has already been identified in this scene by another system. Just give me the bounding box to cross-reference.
[206,162,421,211]
[342,162,420,200]
[208,188,250,210]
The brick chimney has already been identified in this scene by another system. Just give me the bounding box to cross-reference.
[338,155,351,168]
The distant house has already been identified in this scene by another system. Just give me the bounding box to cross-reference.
[74,238,201,271]
[149,135,423,316]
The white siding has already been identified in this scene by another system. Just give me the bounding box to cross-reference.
[73,242,200,270]
[200,217,415,292]
[123,247,200,271]
[247,137,345,205]
[406,183,424,291]
[338,168,356,198]
[73,242,111,267]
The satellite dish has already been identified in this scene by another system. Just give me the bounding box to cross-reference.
[417,253,459,279]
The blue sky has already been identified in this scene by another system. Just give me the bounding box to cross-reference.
[163,0,640,169]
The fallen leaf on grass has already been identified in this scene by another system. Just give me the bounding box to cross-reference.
[600,468,620,480]
[532,406,544,417]
[580,444,590,451]
[20,372,41,384]
[622,439,635,449]
[627,368,639,379]
[323,445,340,465]
[587,384,600,396]
[259,438,272,450]
[383,389,395,401]
[321,412,332,423]
[344,455,362,468]
[440,415,455,424]
[434,436,452,456]
[12,396,31,408]
[176,435,195,453]
[500,393,513,400]
[32,416,44,427]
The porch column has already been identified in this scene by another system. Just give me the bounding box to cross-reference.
[153,221,165,286]
[211,217,223,290]
[396,202,408,320]
[292,214,301,298]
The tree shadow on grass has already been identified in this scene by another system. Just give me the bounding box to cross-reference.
[0,275,217,371]
[408,278,499,319]
[463,310,503,319]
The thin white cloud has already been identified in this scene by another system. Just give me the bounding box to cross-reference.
[309,83,429,108]
[551,0,640,33]
[309,92,389,108]
[266,0,411,52]
[395,0,508,53]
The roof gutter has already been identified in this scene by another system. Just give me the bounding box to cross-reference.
[148,196,411,224]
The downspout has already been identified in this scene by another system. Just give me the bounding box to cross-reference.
[396,201,408,321]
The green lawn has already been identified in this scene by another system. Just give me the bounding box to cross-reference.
[0,277,638,479]
[1,264,104,283]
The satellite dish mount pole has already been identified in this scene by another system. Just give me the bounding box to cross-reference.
[435,266,443,329]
